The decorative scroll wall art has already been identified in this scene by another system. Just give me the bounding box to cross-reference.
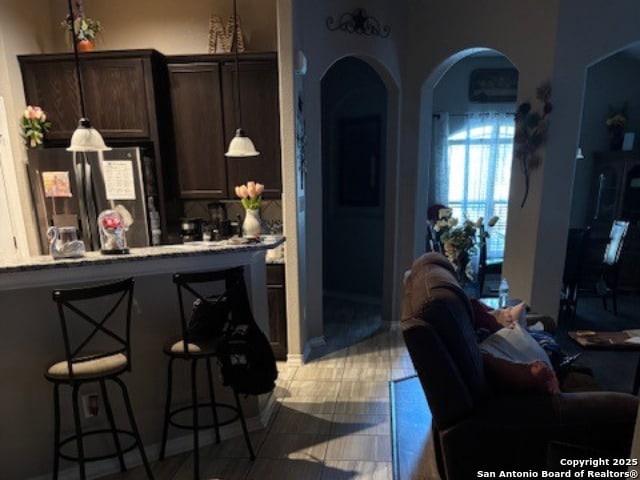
[326,8,390,38]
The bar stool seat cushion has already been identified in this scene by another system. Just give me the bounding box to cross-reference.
[46,353,128,380]
[164,338,218,357]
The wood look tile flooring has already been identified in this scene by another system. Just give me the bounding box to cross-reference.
[102,299,414,480]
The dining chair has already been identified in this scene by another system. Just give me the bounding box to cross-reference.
[560,227,591,322]
[598,220,630,315]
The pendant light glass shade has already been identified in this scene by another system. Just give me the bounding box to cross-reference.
[67,118,112,152]
[225,128,259,157]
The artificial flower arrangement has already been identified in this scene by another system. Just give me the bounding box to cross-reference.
[514,82,553,207]
[61,0,102,45]
[434,208,499,282]
[20,105,51,148]
[234,181,264,210]
[476,215,500,251]
[605,103,628,151]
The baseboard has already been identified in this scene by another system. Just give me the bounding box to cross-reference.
[286,353,305,366]
[301,335,326,362]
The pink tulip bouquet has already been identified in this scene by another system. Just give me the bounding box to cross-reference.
[20,105,51,148]
[235,181,264,210]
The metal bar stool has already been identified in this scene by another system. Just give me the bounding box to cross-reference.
[158,267,255,480]
[45,277,153,480]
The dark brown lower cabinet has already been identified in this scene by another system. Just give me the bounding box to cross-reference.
[267,264,287,360]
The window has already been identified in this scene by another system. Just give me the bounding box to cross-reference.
[432,112,514,260]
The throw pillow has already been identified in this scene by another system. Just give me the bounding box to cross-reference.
[481,353,560,394]
[470,298,502,333]
[490,302,527,329]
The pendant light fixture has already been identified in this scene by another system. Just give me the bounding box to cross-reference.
[66,0,110,152]
[225,0,259,157]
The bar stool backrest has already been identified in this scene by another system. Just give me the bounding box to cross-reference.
[173,267,244,353]
[51,277,135,382]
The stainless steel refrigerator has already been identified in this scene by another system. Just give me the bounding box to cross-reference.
[26,147,159,254]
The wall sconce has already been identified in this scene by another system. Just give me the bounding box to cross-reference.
[225,0,259,157]
[65,0,110,152]
[576,147,584,159]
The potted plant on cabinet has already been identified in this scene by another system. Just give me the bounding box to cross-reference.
[61,0,102,52]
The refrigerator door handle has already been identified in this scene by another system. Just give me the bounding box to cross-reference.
[74,154,99,250]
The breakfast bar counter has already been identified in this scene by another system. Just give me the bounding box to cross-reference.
[0,238,283,480]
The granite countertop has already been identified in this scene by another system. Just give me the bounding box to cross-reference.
[0,236,285,274]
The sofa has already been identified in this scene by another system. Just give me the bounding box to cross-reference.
[401,252,638,480]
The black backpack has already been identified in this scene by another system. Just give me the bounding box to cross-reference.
[186,293,229,342]
[217,269,278,395]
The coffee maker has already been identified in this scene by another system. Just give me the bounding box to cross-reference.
[179,218,204,242]
[208,202,231,239]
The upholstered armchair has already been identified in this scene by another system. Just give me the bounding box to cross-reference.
[401,252,638,480]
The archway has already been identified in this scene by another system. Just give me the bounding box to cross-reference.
[320,56,388,342]
[421,49,519,296]
[566,42,640,316]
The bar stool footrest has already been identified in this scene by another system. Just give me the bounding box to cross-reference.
[168,402,240,430]
[58,428,138,462]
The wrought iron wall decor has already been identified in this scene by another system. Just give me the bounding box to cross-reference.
[326,8,390,38]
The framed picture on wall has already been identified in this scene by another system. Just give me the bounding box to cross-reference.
[469,68,518,103]
[338,115,381,207]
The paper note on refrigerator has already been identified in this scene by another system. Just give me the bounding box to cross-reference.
[102,160,136,200]
[42,171,72,197]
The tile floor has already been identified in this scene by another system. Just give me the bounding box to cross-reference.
[102,297,415,480]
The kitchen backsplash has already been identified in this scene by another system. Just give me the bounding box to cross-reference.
[183,199,283,234]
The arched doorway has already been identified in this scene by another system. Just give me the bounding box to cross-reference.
[566,42,640,318]
[320,56,388,343]
[426,50,518,296]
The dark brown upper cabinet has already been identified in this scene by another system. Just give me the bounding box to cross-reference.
[81,58,150,138]
[222,58,281,199]
[167,52,281,200]
[168,62,227,199]
[18,50,165,142]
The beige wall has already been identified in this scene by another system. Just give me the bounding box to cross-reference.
[0,1,56,255]
[405,1,559,314]
[46,0,277,54]
[291,0,407,353]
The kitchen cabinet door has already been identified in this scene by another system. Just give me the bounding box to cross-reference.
[20,60,81,140]
[168,63,227,198]
[222,57,282,198]
[267,263,287,360]
[81,57,150,138]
